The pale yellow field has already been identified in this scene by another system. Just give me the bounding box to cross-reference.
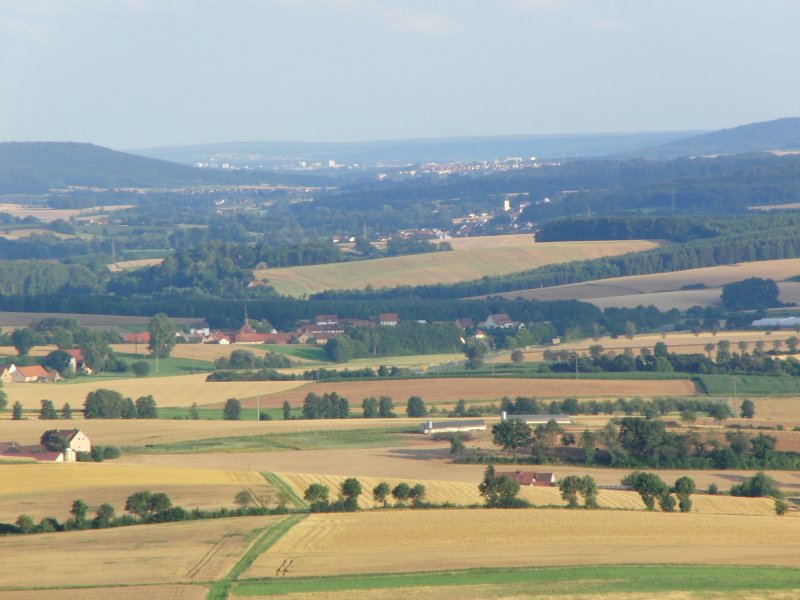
[256,240,660,297]
[230,377,698,409]
[483,258,800,309]
[0,585,204,600]
[277,472,777,516]
[0,462,267,521]
[0,203,132,223]
[118,444,800,497]
[0,227,76,240]
[500,329,800,362]
[3,373,308,409]
[245,509,800,579]
[0,515,281,588]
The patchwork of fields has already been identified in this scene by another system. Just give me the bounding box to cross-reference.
[256,239,660,297]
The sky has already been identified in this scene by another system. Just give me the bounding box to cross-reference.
[1,0,798,149]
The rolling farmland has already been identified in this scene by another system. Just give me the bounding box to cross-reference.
[244,509,800,580]
[255,238,660,297]
[479,257,800,309]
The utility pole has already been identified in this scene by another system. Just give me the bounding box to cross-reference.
[574,352,579,380]
[257,395,260,422]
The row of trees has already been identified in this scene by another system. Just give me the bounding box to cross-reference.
[303,478,429,512]
[84,390,158,419]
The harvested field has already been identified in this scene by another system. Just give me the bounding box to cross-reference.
[0,417,412,447]
[0,585,204,600]
[0,227,76,240]
[3,373,308,409]
[118,445,800,496]
[0,515,281,588]
[276,472,777,516]
[500,330,800,362]
[0,462,268,521]
[256,240,659,297]
[227,378,699,409]
[244,509,800,579]
[482,258,800,309]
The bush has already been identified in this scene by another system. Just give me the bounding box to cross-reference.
[131,361,150,378]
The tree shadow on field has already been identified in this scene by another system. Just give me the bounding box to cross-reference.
[383,447,451,461]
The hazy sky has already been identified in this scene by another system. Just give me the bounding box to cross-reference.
[1,0,798,148]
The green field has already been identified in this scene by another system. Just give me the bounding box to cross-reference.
[123,427,411,454]
[257,344,330,362]
[156,406,299,421]
[234,564,800,597]
[696,374,800,395]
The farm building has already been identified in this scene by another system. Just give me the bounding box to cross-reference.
[40,429,92,453]
[499,412,573,425]
[122,332,150,344]
[419,419,486,434]
[0,442,64,463]
[751,317,800,329]
[495,470,556,487]
[0,364,57,383]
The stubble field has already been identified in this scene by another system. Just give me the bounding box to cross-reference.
[276,472,778,516]
[0,462,268,521]
[244,509,800,580]
[256,239,660,297]
[0,515,281,589]
[3,373,308,409]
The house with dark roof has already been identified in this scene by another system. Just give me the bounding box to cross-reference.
[495,470,556,486]
[40,429,92,453]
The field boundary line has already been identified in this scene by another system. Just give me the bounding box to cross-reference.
[205,514,305,600]
[262,472,308,510]
[186,520,249,580]
[232,563,800,597]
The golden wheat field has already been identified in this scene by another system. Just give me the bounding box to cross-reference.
[0,585,204,600]
[276,472,778,516]
[106,258,164,272]
[256,240,660,297]
[245,509,800,579]
[0,463,267,521]
[3,373,308,409]
[0,515,280,588]
[229,377,698,409]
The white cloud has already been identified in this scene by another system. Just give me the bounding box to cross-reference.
[382,7,463,34]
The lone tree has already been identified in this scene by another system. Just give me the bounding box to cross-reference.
[463,337,489,369]
[131,361,150,378]
[406,396,427,417]
[558,475,599,509]
[303,483,330,512]
[740,399,755,419]
[223,398,242,420]
[673,476,696,513]
[135,395,158,419]
[61,403,73,420]
[11,328,36,357]
[39,399,58,420]
[391,482,411,504]
[510,349,525,363]
[491,419,532,463]
[340,477,362,511]
[147,313,177,360]
[372,482,390,507]
[282,401,292,420]
[12,401,23,420]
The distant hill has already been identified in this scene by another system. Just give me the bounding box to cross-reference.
[627,118,800,159]
[0,142,319,194]
[130,131,700,167]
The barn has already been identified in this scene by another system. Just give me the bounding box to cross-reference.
[419,419,486,434]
